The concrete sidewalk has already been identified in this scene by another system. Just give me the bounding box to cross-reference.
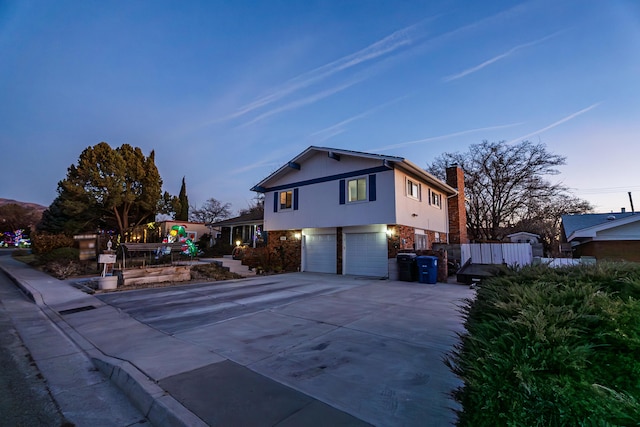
[0,254,473,426]
[0,256,373,426]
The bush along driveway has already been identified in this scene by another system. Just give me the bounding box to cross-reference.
[447,263,640,426]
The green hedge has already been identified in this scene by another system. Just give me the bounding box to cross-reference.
[447,263,640,426]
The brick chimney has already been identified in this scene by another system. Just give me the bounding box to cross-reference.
[446,164,468,244]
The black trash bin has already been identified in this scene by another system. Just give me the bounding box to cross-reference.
[397,253,417,282]
[416,255,438,284]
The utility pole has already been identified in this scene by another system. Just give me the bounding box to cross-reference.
[629,192,635,214]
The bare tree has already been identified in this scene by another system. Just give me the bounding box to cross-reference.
[190,198,232,223]
[238,193,264,216]
[0,203,42,233]
[427,140,591,243]
[514,193,592,256]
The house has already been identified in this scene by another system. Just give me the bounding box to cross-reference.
[208,210,264,248]
[250,146,467,278]
[507,231,540,244]
[561,211,640,262]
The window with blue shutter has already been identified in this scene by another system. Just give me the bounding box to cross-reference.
[293,188,299,210]
[273,192,278,212]
[339,179,345,204]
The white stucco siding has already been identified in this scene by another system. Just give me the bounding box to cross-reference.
[266,151,386,188]
[263,167,397,231]
[393,169,448,232]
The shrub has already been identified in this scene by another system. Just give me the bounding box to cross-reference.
[44,259,82,280]
[448,263,640,426]
[242,247,283,274]
[30,232,74,255]
[37,247,79,264]
[190,262,243,281]
[35,247,81,279]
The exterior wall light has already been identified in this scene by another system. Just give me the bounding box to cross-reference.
[235,240,241,247]
[294,232,301,240]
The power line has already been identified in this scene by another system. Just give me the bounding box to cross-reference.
[570,186,640,195]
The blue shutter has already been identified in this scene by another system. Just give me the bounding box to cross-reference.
[369,174,376,201]
[273,192,278,212]
[339,180,345,204]
[293,188,299,210]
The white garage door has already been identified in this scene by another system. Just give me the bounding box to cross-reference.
[303,234,337,273]
[344,232,388,277]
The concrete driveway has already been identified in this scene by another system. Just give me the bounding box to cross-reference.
[98,273,474,426]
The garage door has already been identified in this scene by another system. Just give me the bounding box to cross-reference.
[303,234,337,273]
[344,232,388,277]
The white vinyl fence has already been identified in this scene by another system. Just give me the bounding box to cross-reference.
[461,243,533,267]
[534,257,596,268]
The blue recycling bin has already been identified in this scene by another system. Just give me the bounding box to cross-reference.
[416,255,438,284]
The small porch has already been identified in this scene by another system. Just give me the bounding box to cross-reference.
[208,211,265,249]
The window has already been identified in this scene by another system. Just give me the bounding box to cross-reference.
[407,179,420,200]
[348,178,367,202]
[415,233,427,250]
[430,190,441,208]
[280,190,292,209]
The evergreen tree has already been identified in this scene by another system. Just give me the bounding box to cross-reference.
[176,177,189,221]
[38,142,163,240]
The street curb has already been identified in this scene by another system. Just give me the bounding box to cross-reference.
[1,265,43,305]
[0,262,206,427]
[91,355,208,427]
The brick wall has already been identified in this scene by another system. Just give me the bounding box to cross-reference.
[446,165,468,244]
[574,241,640,262]
[387,225,448,262]
[243,230,301,272]
[267,230,302,272]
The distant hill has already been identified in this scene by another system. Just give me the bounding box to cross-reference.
[0,198,48,212]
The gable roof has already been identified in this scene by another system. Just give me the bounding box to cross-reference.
[562,212,640,241]
[507,231,540,239]
[250,146,456,195]
[207,210,264,227]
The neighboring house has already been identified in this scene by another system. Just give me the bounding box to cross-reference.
[506,231,544,257]
[208,210,265,247]
[507,231,540,244]
[250,146,467,277]
[561,211,640,262]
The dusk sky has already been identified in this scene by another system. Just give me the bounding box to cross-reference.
[1,1,639,215]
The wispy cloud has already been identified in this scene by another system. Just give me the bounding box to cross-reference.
[204,5,534,130]
[239,79,362,127]
[223,21,430,123]
[230,159,283,175]
[508,103,601,143]
[443,31,563,82]
[371,122,524,152]
[308,95,410,143]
